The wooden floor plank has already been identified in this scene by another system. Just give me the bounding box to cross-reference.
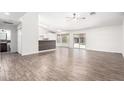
[0,48,124,81]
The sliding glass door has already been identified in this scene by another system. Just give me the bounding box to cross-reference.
[73,34,80,48]
[73,33,86,49]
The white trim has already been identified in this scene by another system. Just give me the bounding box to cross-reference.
[21,51,38,56]
[20,49,56,56]
[38,49,56,53]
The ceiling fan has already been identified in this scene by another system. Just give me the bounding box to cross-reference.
[66,12,96,21]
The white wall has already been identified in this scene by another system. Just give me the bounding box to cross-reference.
[17,24,22,54]
[122,19,124,57]
[19,12,39,55]
[11,26,17,52]
[63,25,122,53]
[47,33,56,40]
[0,25,17,52]
[39,27,56,40]
[85,25,122,53]
[18,13,56,55]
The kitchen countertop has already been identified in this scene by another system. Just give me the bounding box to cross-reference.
[38,40,56,41]
[0,40,11,43]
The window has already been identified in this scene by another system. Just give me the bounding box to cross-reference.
[61,34,68,43]
[57,34,69,44]
[0,29,11,40]
[0,33,7,40]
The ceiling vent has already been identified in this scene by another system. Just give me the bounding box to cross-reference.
[3,21,13,24]
[90,12,96,15]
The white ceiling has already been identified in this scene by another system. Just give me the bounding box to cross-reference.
[0,12,123,31]
[0,12,25,25]
[0,12,25,21]
[39,12,124,32]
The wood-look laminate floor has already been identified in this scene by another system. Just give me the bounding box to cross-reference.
[0,48,124,81]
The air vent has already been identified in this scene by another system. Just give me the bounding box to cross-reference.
[49,30,56,33]
[90,12,96,15]
[3,21,13,24]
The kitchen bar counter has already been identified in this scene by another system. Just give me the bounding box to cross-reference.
[38,40,56,51]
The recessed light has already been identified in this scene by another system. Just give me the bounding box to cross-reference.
[4,12,10,15]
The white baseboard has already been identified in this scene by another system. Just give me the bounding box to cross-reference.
[20,49,56,56]
[21,51,38,56]
[38,49,56,53]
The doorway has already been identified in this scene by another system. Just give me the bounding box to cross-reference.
[73,33,86,49]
